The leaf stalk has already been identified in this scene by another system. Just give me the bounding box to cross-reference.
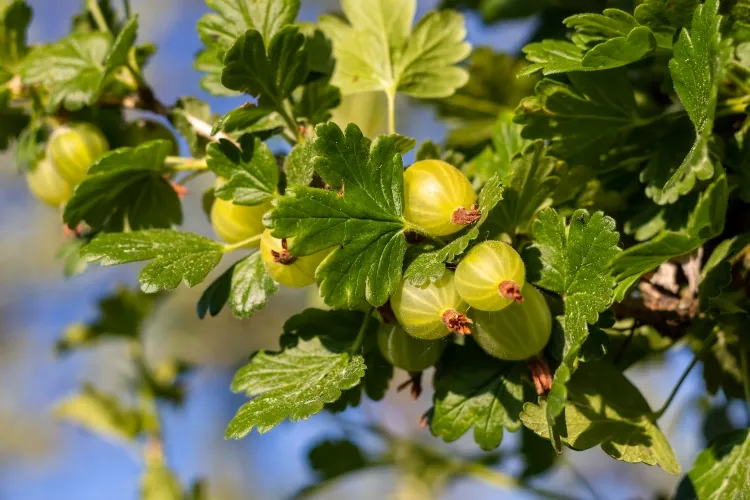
[87,0,111,35]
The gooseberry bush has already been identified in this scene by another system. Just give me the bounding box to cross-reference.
[4,0,750,497]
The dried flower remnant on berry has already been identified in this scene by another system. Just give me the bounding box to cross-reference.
[441,309,472,335]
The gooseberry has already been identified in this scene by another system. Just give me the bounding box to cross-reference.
[470,284,551,361]
[377,322,446,373]
[25,158,73,208]
[454,240,526,311]
[390,270,470,340]
[46,123,109,185]
[260,229,330,288]
[403,160,479,237]
[210,198,271,247]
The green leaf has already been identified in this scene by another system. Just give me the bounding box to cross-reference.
[521,362,680,475]
[206,136,278,206]
[435,48,536,151]
[221,26,309,109]
[665,0,726,191]
[404,171,503,286]
[430,339,525,451]
[141,463,182,500]
[57,286,158,353]
[171,97,214,158]
[20,33,110,111]
[524,208,620,450]
[635,0,698,34]
[228,252,279,319]
[56,237,89,277]
[195,0,300,96]
[521,9,660,76]
[321,2,470,99]
[483,140,558,237]
[226,337,365,438]
[295,80,342,127]
[518,40,585,77]
[515,70,639,164]
[63,140,182,230]
[268,123,407,308]
[680,429,750,499]
[282,308,388,412]
[54,384,142,441]
[103,15,137,78]
[211,104,274,135]
[81,229,224,293]
[700,234,750,312]
[284,140,315,187]
[0,0,32,81]
[469,111,530,184]
[197,263,233,319]
[611,172,728,301]
[308,439,368,480]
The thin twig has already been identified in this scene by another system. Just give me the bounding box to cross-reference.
[654,331,718,419]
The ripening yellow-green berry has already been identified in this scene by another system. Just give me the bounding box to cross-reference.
[470,284,552,361]
[46,123,109,185]
[26,158,73,208]
[210,198,271,247]
[390,270,470,340]
[403,160,478,237]
[377,322,446,372]
[455,240,526,311]
[260,229,330,287]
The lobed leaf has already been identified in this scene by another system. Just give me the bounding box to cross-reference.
[524,208,620,450]
[63,140,181,230]
[522,362,680,475]
[321,0,470,99]
[430,340,525,451]
[515,70,639,164]
[195,0,299,96]
[226,337,365,438]
[665,0,727,191]
[678,429,750,499]
[81,229,224,293]
[206,136,278,206]
[268,123,407,308]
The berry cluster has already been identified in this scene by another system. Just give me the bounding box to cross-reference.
[26,123,109,208]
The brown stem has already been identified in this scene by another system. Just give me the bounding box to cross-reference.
[441,309,472,335]
[527,355,552,396]
[396,372,423,400]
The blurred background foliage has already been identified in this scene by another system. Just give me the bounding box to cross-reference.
[0,0,747,499]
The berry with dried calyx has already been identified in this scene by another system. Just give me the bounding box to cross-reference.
[390,270,470,340]
[260,229,330,287]
[455,240,526,311]
[403,159,478,237]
